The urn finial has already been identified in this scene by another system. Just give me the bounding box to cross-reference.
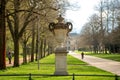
[57,15,64,23]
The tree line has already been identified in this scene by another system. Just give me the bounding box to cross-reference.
[78,0,120,54]
[0,0,70,70]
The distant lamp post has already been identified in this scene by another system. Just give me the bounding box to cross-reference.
[49,15,73,75]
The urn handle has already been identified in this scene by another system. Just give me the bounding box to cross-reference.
[66,22,73,32]
[49,22,55,32]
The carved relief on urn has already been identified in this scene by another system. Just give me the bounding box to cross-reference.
[49,15,73,46]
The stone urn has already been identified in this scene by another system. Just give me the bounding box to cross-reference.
[49,15,73,75]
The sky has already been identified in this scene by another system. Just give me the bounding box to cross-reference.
[65,0,101,33]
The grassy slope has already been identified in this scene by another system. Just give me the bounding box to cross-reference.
[0,54,115,80]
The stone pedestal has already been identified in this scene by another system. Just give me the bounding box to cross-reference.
[54,47,68,75]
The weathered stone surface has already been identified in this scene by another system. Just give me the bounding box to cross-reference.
[54,48,68,75]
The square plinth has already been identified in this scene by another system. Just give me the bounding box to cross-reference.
[54,48,68,75]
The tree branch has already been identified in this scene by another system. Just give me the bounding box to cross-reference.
[6,15,15,41]
[18,16,37,38]
[5,9,46,17]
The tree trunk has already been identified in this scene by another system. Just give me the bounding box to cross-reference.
[40,39,43,58]
[13,0,20,67]
[0,0,6,70]
[105,47,107,54]
[31,25,35,62]
[13,38,19,67]
[48,43,50,55]
[43,39,46,57]
[100,1,104,54]
[35,33,38,61]
[23,43,27,64]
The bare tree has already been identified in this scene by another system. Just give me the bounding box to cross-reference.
[79,0,120,53]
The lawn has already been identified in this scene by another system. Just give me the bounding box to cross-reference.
[88,53,120,62]
[76,51,120,62]
[0,54,117,80]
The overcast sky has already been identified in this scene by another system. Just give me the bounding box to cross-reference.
[65,0,100,33]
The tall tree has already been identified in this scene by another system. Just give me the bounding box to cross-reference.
[99,1,105,53]
[21,30,31,64]
[5,0,70,67]
[31,19,35,62]
[6,0,36,67]
[0,0,6,69]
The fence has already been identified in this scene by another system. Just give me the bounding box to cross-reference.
[0,73,119,80]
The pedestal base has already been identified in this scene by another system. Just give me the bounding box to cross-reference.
[54,47,68,75]
[54,71,68,75]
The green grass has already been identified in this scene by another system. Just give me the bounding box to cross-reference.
[76,51,120,62]
[88,53,120,62]
[0,54,117,80]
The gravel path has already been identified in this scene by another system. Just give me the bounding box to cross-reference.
[69,52,120,76]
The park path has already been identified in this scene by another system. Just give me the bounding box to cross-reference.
[69,52,120,76]
[6,58,30,67]
[6,60,14,67]
[6,59,23,67]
